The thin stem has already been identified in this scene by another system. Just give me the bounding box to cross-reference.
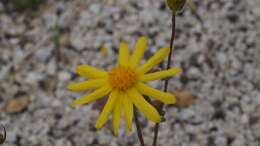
[134,108,146,146]
[152,12,176,146]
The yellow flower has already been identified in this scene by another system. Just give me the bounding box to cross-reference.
[68,36,182,135]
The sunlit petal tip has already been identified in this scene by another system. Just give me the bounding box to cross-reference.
[165,94,177,104]
[70,99,85,108]
[155,117,161,123]
[95,123,102,129]
[134,36,148,51]
[119,42,129,52]
[69,103,77,109]
[113,130,119,136]
[141,67,183,82]
[112,123,120,136]
[129,36,148,68]
[66,83,82,91]
[160,47,170,55]
[95,118,105,129]
[136,83,176,104]
[173,67,183,74]
[75,65,83,70]
[120,41,128,47]
[167,92,177,104]
[137,36,148,45]
[151,115,161,123]
[127,127,132,132]
[75,65,87,73]
[171,93,177,104]
[67,83,83,91]
[67,84,74,90]
[118,42,130,66]
[70,101,80,108]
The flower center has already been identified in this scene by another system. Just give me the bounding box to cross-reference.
[108,66,138,91]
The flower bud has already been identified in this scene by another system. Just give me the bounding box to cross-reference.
[166,0,186,12]
[0,125,6,144]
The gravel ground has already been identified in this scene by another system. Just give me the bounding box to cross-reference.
[0,0,260,146]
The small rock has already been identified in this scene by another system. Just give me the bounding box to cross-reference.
[70,35,86,51]
[89,4,101,14]
[35,47,52,61]
[58,71,71,81]
[47,59,57,75]
[241,114,248,124]
[0,3,3,12]
[178,108,196,121]
[216,52,227,65]
[187,67,201,78]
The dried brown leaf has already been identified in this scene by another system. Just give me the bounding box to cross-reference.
[5,96,29,114]
[173,90,197,108]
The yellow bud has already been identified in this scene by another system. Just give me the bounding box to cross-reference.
[166,0,186,12]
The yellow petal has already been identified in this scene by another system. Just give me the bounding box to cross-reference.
[75,65,107,78]
[126,88,161,123]
[136,82,176,104]
[118,42,130,66]
[113,93,123,135]
[123,93,133,132]
[130,36,148,68]
[95,91,118,129]
[67,79,106,91]
[70,84,111,108]
[140,67,182,82]
[137,48,170,75]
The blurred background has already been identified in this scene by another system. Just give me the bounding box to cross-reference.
[0,0,260,146]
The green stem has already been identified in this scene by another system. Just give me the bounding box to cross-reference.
[134,108,146,146]
[152,12,176,146]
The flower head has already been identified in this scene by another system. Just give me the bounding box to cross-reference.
[166,0,186,12]
[68,36,182,135]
